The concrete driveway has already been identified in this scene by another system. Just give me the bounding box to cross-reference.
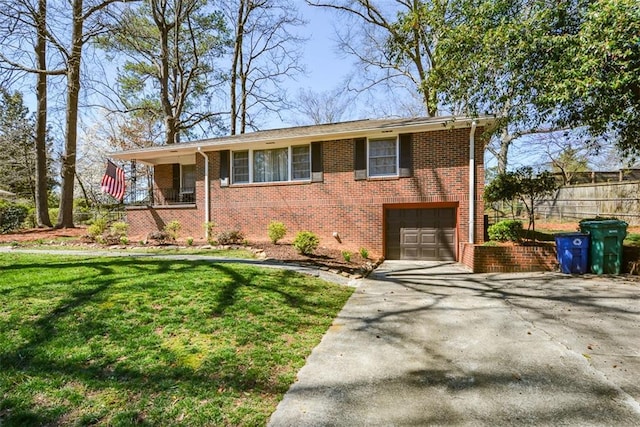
[269,261,640,426]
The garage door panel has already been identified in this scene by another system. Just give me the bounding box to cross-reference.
[402,230,419,244]
[386,207,457,261]
[419,231,437,244]
[419,247,437,259]
[441,229,455,242]
[438,241,456,261]
[402,248,420,259]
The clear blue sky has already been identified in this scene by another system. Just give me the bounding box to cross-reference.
[296,0,351,91]
[296,3,352,93]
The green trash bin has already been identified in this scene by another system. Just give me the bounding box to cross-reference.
[579,219,628,274]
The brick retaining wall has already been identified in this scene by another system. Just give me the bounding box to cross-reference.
[461,243,558,273]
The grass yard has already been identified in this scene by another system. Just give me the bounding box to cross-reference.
[0,253,354,426]
[12,245,258,258]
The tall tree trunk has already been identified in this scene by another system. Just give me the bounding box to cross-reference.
[35,0,51,227]
[240,49,247,134]
[230,0,245,136]
[56,0,83,228]
[151,0,177,144]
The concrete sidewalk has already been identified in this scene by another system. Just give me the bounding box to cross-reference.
[268,261,640,426]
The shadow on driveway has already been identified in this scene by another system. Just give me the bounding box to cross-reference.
[269,261,640,426]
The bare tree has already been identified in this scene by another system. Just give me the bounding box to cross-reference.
[77,112,155,207]
[224,0,306,134]
[56,0,129,228]
[1,0,130,228]
[294,87,353,125]
[0,0,65,227]
[308,0,442,116]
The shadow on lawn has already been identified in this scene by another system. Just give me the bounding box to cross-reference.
[0,256,347,426]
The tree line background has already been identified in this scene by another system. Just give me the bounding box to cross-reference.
[0,0,638,229]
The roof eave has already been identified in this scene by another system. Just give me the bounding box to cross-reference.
[110,115,495,163]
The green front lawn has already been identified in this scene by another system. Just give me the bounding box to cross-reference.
[19,245,258,258]
[0,253,353,426]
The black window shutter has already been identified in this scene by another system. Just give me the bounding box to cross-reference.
[220,150,230,187]
[354,138,366,180]
[172,163,181,189]
[311,141,323,182]
[399,133,412,177]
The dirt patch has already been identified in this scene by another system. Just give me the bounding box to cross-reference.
[531,220,640,234]
[0,227,87,243]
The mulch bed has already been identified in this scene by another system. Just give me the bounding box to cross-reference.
[249,242,381,277]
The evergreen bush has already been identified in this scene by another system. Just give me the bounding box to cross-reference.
[488,220,523,242]
[0,201,28,234]
[292,231,319,255]
[268,221,287,244]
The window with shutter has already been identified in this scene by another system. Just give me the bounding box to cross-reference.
[220,150,230,187]
[228,144,313,184]
[311,141,323,182]
[354,138,367,180]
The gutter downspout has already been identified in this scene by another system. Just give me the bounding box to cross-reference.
[197,148,210,240]
[469,120,477,243]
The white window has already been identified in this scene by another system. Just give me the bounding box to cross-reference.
[291,145,311,180]
[233,151,249,183]
[368,138,398,177]
[181,164,196,190]
[180,164,196,202]
[231,145,311,184]
[254,148,288,182]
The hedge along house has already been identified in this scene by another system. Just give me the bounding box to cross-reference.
[111,116,492,262]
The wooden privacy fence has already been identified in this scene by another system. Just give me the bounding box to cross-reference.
[536,181,640,225]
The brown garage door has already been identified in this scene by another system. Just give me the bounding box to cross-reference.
[385,208,457,261]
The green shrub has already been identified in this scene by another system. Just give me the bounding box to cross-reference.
[204,222,217,244]
[488,220,523,242]
[293,231,319,255]
[22,207,37,228]
[268,221,287,244]
[186,236,194,246]
[217,229,245,245]
[87,218,108,238]
[120,236,129,245]
[110,221,129,237]
[342,251,352,262]
[0,201,29,233]
[48,208,59,223]
[359,247,369,259]
[164,220,181,240]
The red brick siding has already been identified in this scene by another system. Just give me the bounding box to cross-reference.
[127,205,201,240]
[153,164,173,205]
[128,127,486,256]
[461,243,558,273]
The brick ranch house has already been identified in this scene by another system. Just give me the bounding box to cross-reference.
[112,116,498,266]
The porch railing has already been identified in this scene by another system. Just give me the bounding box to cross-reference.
[127,187,195,206]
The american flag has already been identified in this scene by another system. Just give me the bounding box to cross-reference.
[101,160,126,201]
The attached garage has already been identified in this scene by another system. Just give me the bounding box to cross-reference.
[385,206,457,261]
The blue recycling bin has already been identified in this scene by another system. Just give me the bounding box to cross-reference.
[554,233,590,274]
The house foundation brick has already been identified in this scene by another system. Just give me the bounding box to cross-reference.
[124,123,487,260]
